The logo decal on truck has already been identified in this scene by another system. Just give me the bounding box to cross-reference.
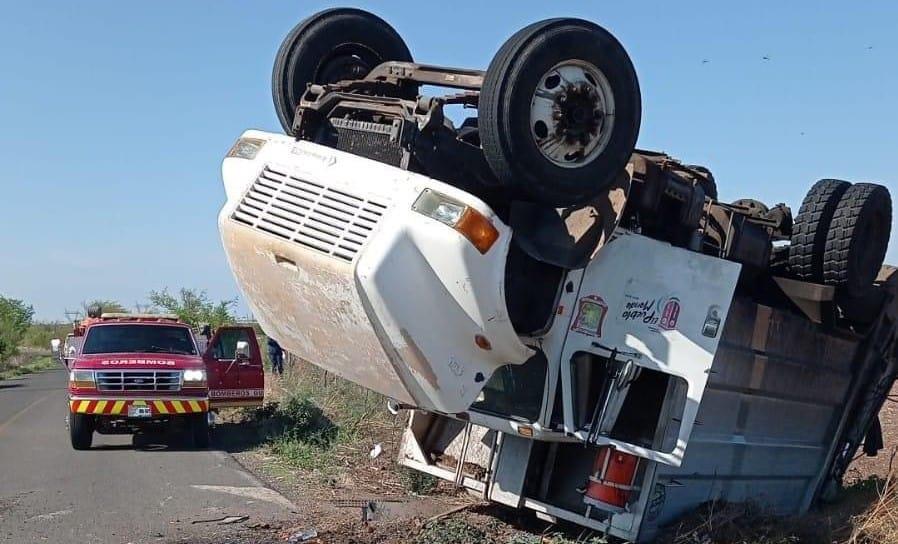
[659,297,681,331]
[620,294,681,333]
[571,295,609,337]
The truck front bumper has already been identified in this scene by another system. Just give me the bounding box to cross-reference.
[69,397,209,416]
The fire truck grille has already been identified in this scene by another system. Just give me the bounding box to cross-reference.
[231,165,387,263]
[96,371,182,392]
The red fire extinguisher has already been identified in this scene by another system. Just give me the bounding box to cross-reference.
[583,446,641,512]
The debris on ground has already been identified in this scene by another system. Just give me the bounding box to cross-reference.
[190,515,249,525]
[369,443,383,459]
[286,528,319,543]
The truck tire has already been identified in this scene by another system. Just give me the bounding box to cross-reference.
[70,413,93,450]
[823,183,892,297]
[479,18,641,207]
[788,179,851,282]
[272,8,413,134]
[190,414,210,449]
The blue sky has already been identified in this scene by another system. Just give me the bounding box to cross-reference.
[1,1,896,320]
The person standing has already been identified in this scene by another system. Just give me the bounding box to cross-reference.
[267,337,284,376]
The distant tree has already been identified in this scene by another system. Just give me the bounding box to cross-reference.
[0,296,34,361]
[148,288,236,329]
[81,299,127,316]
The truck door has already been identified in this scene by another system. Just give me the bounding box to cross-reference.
[559,232,741,467]
[204,326,265,408]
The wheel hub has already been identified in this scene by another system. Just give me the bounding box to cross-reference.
[554,83,603,150]
[318,54,372,84]
[529,60,615,168]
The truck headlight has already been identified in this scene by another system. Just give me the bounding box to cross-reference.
[182,369,207,387]
[69,370,95,388]
[412,189,499,254]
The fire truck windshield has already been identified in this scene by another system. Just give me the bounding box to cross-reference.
[81,325,197,355]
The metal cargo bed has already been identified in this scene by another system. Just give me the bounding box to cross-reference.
[398,271,898,542]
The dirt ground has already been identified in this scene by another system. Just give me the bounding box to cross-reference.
[221,373,898,544]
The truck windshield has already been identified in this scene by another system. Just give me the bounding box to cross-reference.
[81,325,197,355]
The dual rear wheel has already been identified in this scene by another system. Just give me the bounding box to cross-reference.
[790,179,892,300]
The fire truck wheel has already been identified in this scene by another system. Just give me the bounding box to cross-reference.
[190,414,210,449]
[789,179,851,282]
[479,18,641,207]
[69,413,93,450]
[272,8,414,135]
[823,183,892,297]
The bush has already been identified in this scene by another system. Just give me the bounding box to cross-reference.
[244,394,339,471]
[414,519,487,544]
[400,467,439,495]
[0,297,34,362]
[21,323,70,350]
[279,395,337,443]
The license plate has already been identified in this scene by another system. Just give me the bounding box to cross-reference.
[128,405,152,418]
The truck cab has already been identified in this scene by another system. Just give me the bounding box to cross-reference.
[66,313,264,450]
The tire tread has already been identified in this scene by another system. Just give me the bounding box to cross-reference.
[788,179,850,281]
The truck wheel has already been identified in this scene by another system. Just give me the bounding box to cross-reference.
[69,413,93,450]
[788,179,851,282]
[823,183,892,297]
[272,8,413,134]
[479,18,641,207]
[190,414,210,449]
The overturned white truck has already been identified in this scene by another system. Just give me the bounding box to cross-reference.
[219,9,897,541]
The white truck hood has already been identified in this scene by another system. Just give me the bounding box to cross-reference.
[218,130,533,414]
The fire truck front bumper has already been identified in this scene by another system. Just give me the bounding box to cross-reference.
[68,397,209,417]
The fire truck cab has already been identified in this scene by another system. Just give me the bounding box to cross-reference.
[65,314,264,450]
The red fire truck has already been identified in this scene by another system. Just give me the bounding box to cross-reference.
[64,313,264,449]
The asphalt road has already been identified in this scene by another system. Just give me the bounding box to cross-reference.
[0,368,294,544]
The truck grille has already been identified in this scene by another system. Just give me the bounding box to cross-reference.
[96,371,182,392]
[232,165,387,263]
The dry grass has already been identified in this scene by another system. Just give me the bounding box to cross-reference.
[849,450,898,544]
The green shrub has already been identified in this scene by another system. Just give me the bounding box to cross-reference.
[244,394,340,471]
[21,323,70,350]
[414,519,487,544]
[400,467,439,495]
[0,297,33,362]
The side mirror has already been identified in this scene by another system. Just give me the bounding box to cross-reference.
[50,338,61,359]
[234,340,250,360]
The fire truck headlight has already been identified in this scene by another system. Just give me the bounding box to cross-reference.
[182,369,207,387]
[69,370,95,388]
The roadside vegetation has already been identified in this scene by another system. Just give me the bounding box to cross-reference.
[0,295,34,363]
[848,456,897,544]
[238,357,410,484]
[0,355,57,380]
